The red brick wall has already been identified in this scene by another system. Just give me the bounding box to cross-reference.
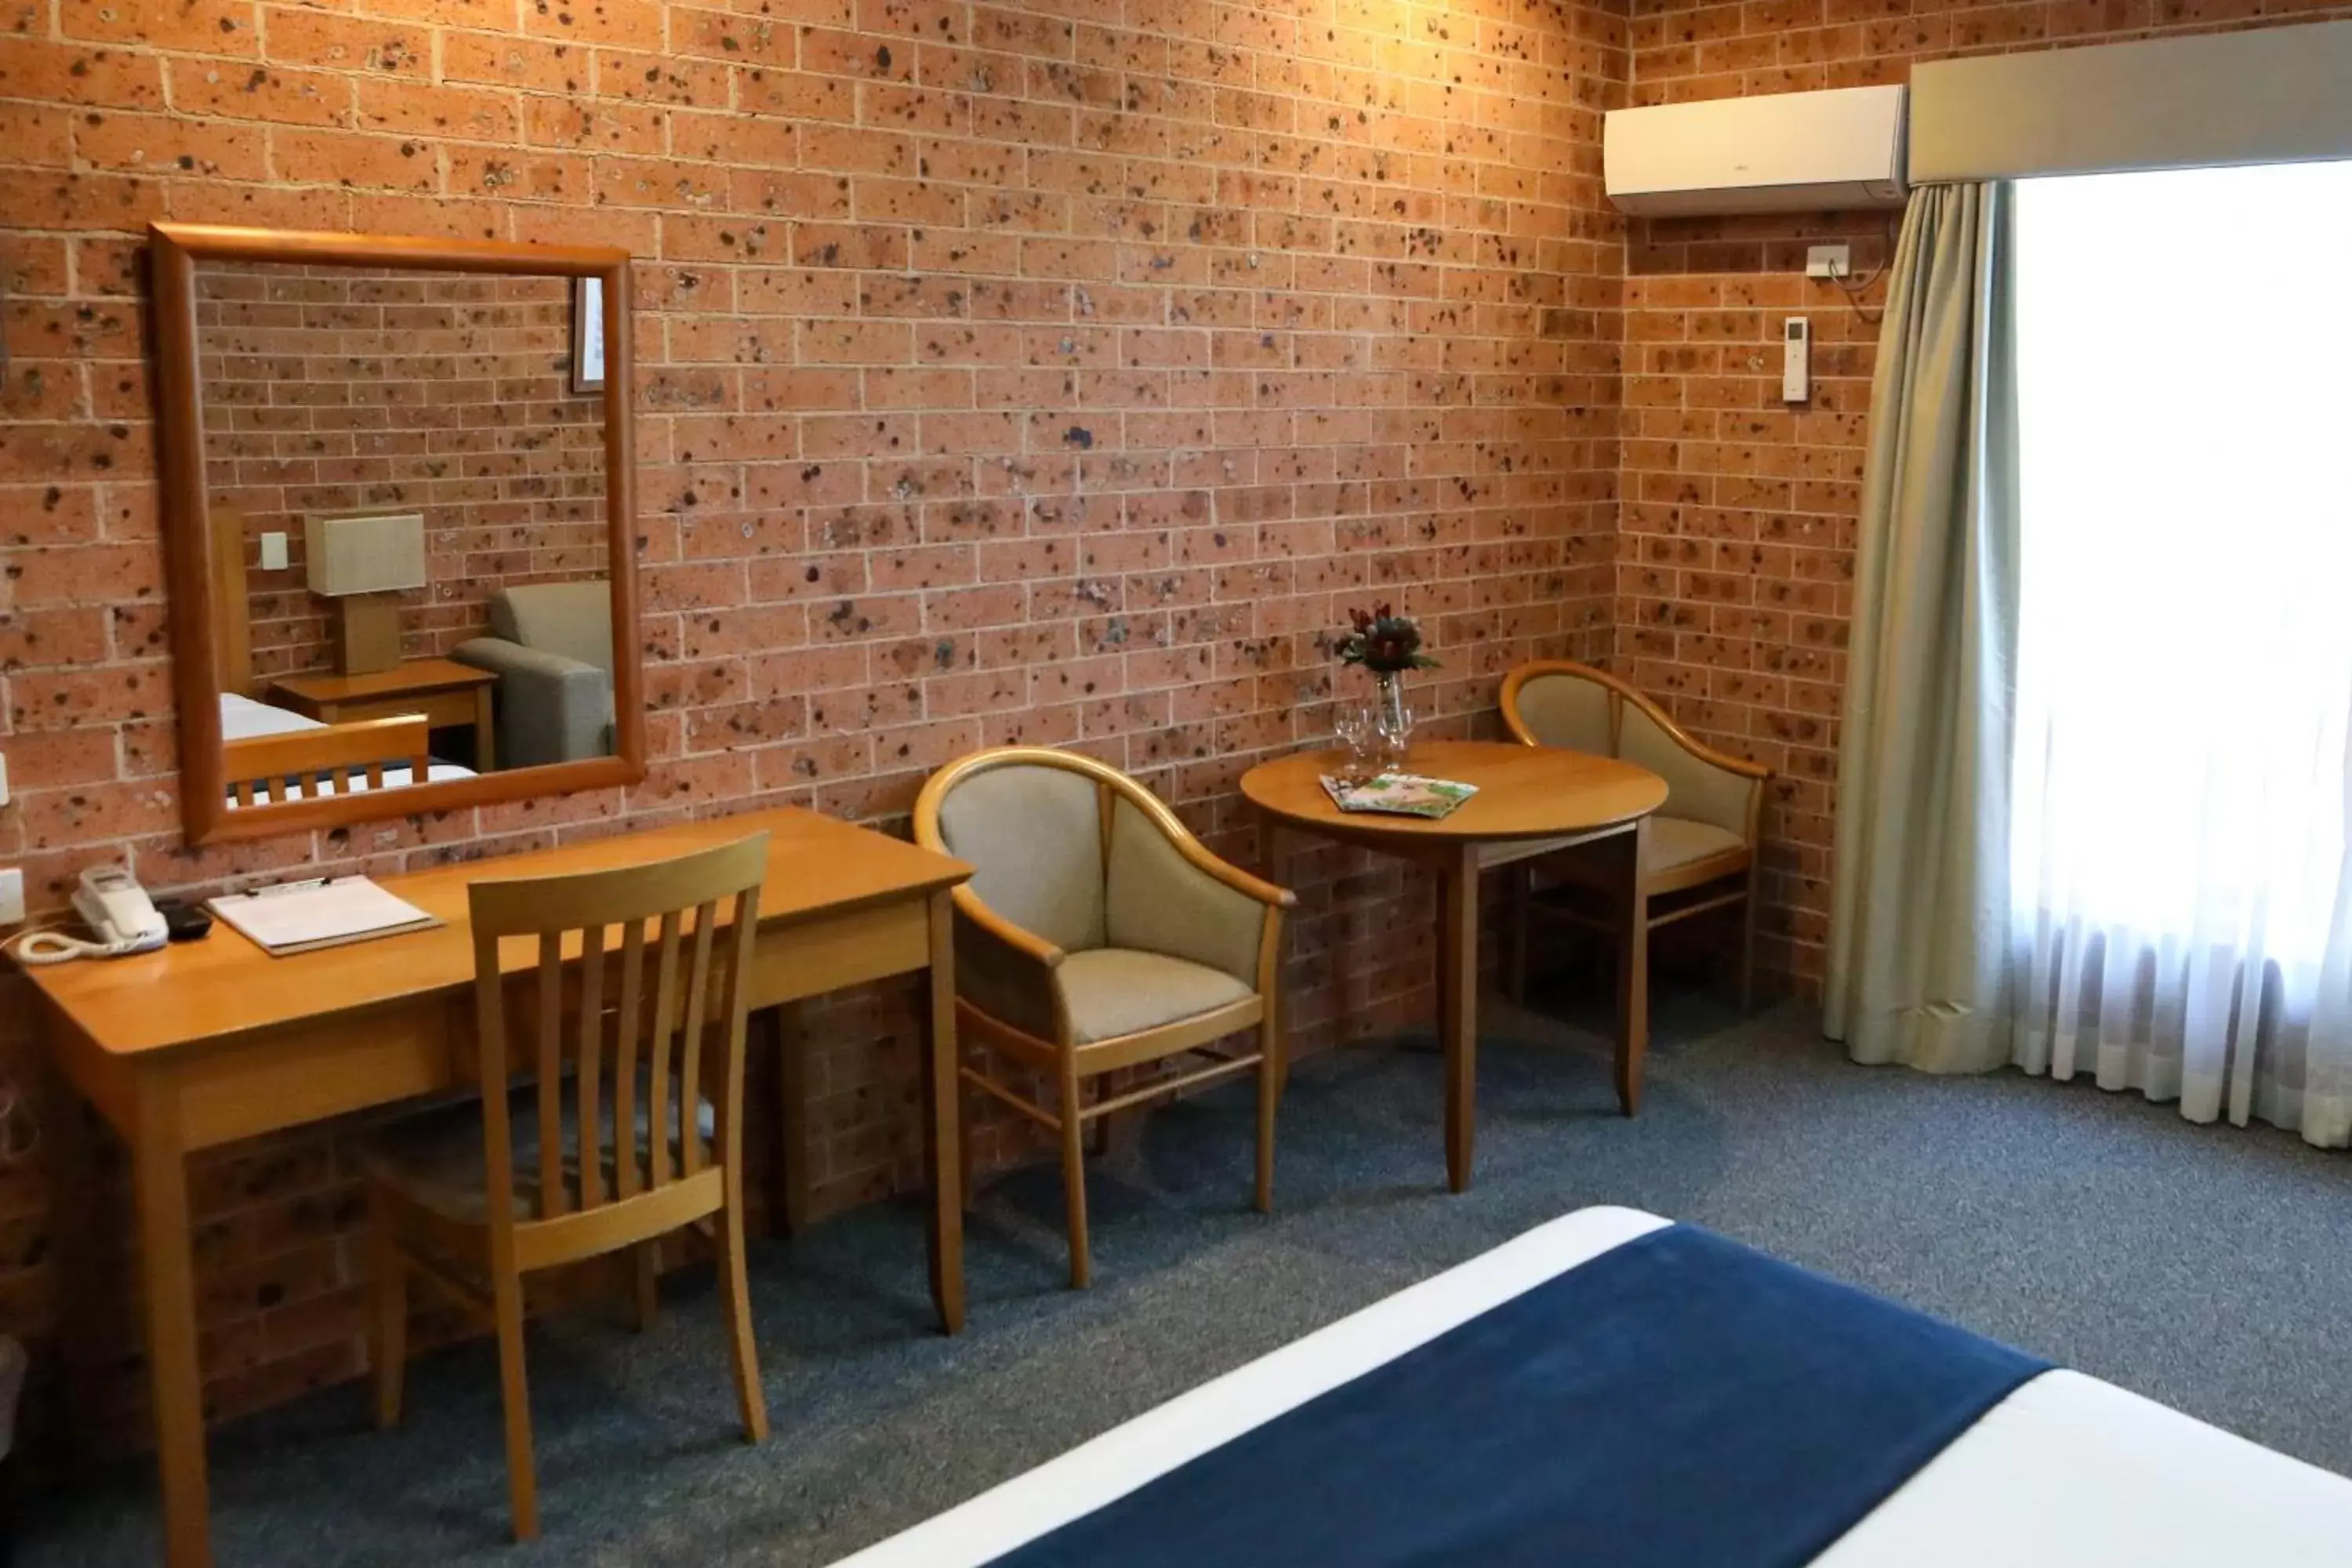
[199,264,608,683]
[1617,0,2352,995]
[0,0,1628,1450]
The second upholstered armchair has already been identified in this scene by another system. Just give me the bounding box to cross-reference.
[1501,660,1773,1007]
[913,747,1295,1288]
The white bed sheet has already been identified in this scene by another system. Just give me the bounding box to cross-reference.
[220,691,321,741]
[836,1206,2352,1566]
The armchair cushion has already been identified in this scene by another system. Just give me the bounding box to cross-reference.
[491,581,614,675]
[936,763,1106,953]
[362,1079,713,1225]
[1103,797,1266,986]
[1619,705,1755,839]
[1647,815,1747,877]
[1512,672,1613,753]
[1056,948,1254,1044]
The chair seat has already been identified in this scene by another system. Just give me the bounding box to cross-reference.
[364,1083,715,1225]
[1646,815,1746,877]
[1055,947,1254,1044]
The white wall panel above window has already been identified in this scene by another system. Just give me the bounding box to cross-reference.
[1911,21,2352,185]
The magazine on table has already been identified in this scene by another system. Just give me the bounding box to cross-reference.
[1318,772,1479,819]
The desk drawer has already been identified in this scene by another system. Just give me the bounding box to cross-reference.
[749,900,931,1007]
[175,1001,462,1151]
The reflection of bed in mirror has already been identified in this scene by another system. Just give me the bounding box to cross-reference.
[220,693,475,807]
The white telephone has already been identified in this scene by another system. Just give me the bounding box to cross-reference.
[9,866,169,964]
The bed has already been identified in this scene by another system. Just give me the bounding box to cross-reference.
[220,692,475,805]
[838,1207,2352,1566]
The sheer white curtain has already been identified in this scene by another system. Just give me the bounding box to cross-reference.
[2010,162,2352,1145]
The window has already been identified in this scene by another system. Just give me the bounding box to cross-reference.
[2011,162,2352,967]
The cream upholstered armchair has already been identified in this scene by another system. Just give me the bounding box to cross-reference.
[1500,661,1773,1007]
[913,747,1296,1288]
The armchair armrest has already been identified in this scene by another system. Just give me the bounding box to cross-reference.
[950,886,1065,1043]
[1104,797,1294,989]
[452,637,613,770]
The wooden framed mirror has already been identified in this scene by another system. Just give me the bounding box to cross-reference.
[150,223,644,844]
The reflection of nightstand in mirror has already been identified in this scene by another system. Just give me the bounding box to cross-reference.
[267,658,499,772]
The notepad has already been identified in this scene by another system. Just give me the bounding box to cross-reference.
[205,876,442,956]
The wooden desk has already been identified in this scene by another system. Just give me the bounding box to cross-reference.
[268,657,500,771]
[1241,740,1666,1192]
[16,807,972,1568]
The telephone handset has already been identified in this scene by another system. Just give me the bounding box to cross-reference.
[8,866,169,965]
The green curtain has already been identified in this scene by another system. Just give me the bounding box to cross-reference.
[1824,183,2020,1070]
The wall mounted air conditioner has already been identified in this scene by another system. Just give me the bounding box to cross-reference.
[1605,85,1908,216]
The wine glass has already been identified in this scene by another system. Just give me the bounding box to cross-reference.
[1374,698,1414,773]
[1331,709,1380,787]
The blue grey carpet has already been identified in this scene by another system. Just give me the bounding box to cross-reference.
[25,991,2352,1565]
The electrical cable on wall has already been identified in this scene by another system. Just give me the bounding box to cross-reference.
[1820,218,1897,327]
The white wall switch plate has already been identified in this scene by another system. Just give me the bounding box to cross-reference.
[0,869,23,927]
[1806,244,1851,280]
[260,531,290,571]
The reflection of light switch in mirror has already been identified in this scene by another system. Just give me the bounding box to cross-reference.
[259,531,289,572]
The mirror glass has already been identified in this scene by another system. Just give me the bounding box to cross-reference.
[193,261,620,811]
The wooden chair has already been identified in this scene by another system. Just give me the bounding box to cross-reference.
[223,713,431,805]
[913,747,1296,1289]
[362,833,772,1541]
[1500,661,1773,1010]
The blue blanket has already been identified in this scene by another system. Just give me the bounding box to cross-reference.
[989,1224,2049,1567]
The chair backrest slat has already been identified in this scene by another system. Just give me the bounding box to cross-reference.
[648,909,682,1187]
[535,935,568,1217]
[612,917,647,1200]
[678,906,717,1175]
[464,833,770,1228]
[575,921,608,1209]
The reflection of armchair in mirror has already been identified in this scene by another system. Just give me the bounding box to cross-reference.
[454,583,616,769]
[152,223,647,844]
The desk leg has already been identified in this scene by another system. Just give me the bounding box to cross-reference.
[132,1079,212,1568]
[921,890,966,1334]
[40,1055,103,1475]
[1437,845,1479,1194]
[768,1004,810,1237]
[1612,819,1652,1116]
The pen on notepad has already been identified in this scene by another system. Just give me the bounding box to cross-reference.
[247,877,340,898]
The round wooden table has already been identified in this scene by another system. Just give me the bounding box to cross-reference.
[1241,739,1667,1192]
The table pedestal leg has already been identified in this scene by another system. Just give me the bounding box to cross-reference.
[1437,845,1479,1192]
[921,890,966,1334]
[1611,819,1652,1116]
[132,1079,212,1568]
